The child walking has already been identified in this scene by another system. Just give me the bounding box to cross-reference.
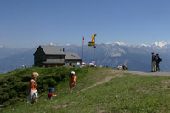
[69,71,77,93]
[29,72,39,104]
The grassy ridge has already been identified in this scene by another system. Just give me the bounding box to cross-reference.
[1,68,170,113]
[0,66,88,106]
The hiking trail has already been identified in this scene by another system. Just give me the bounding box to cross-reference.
[80,71,124,92]
[126,71,170,76]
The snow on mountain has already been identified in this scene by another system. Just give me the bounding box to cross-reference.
[140,43,151,47]
[1,41,170,73]
[49,42,57,46]
[128,41,169,48]
[153,41,168,48]
[111,41,170,48]
[112,41,127,46]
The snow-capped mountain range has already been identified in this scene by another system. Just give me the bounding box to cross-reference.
[0,41,170,73]
[65,41,170,72]
[111,41,170,48]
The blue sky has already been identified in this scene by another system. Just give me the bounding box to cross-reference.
[0,0,170,48]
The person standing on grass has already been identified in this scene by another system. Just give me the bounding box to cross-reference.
[151,52,156,72]
[29,72,39,104]
[155,53,162,71]
[69,71,77,93]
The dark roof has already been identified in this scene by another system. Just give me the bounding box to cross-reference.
[43,59,65,64]
[65,52,81,60]
[41,45,65,55]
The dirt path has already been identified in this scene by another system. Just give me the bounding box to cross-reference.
[80,72,123,92]
[79,70,170,92]
[126,71,170,76]
[52,71,124,110]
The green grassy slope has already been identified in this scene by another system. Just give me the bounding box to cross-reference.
[1,67,170,113]
[0,67,88,106]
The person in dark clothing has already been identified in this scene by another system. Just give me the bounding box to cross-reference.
[122,64,128,70]
[151,52,156,72]
[155,53,162,71]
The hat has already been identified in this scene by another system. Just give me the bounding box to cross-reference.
[71,71,75,75]
[32,72,39,78]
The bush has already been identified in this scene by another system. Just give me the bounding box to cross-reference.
[0,66,88,106]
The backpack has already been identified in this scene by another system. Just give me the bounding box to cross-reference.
[157,57,162,63]
[159,58,162,62]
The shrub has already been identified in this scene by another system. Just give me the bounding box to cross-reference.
[0,66,88,106]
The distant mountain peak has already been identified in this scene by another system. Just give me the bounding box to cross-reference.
[153,41,168,48]
[111,41,169,48]
[66,43,71,46]
[112,41,127,46]
[49,42,57,46]
[139,43,151,47]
